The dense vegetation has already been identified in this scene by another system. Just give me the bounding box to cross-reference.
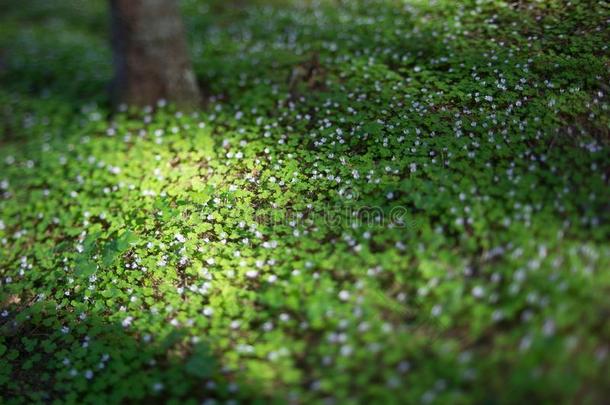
[1,0,609,403]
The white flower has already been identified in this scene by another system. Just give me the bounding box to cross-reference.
[543,319,555,336]
[431,305,442,317]
[471,286,485,298]
[397,361,411,373]
[122,316,133,327]
[340,345,353,356]
[519,335,532,351]
[338,290,350,301]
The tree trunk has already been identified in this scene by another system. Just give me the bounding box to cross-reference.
[110,0,201,109]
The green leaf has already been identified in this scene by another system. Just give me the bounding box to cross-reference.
[102,230,138,267]
[185,344,216,378]
[75,259,97,277]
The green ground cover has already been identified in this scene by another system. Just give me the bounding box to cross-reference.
[0,0,609,403]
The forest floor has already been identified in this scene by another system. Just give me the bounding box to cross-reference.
[0,0,609,403]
